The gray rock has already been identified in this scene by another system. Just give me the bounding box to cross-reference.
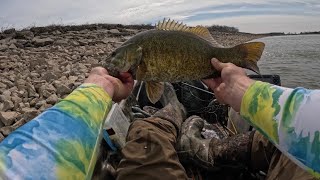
[30,72,40,78]
[2,100,14,111]
[78,40,88,46]
[18,102,26,109]
[54,39,69,45]
[56,84,72,96]
[1,79,14,88]
[0,126,14,136]
[42,72,57,83]
[9,44,17,49]
[2,90,11,100]
[26,83,38,98]
[35,100,47,109]
[109,29,120,34]
[0,133,4,142]
[39,104,52,112]
[0,111,20,126]
[0,45,8,52]
[29,98,38,107]
[12,119,26,130]
[41,90,52,98]
[39,84,56,97]
[15,78,26,89]
[0,82,7,89]
[32,37,54,47]
[46,94,58,105]
[21,108,39,122]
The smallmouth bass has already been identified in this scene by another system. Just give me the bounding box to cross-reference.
[106,19,265,103]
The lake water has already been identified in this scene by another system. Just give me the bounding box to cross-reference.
[254,35,320,89]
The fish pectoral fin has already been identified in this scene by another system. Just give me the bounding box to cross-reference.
[145,81,164,104]
[236,42,265,74]
[156,18,223,47]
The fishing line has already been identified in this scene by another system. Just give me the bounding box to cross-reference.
[181,82,214,95]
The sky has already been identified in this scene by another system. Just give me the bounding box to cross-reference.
[0,0,319,33]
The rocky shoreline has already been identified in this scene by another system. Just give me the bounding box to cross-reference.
[0,24,267,141]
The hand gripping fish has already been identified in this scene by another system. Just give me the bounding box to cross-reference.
[106,19,265,103]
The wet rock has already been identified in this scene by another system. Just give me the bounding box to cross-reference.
[32,37,54,47]
[2,100,14,111]
[0,126,14,136]
[0,111,20,126]
[46,94,58,105]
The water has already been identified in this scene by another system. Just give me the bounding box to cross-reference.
[255,35,320,89]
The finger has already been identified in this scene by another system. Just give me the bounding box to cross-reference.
[211,58,228,71]
[90,67,109,76]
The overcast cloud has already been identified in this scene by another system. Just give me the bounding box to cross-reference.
[0,0,319,33]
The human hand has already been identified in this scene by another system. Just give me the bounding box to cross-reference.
[84,67,134,102]
[202,58,255,112]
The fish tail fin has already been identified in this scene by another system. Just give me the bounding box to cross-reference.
[234,42,265,74]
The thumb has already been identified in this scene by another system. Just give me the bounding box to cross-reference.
[211,58,227,71]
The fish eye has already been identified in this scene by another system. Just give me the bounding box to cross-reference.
[111,52,116,57]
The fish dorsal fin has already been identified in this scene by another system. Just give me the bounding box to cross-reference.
[189,26,224,47]
[156,19,223,47]
[156,18,190,31]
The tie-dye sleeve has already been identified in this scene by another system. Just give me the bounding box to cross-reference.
[240,81,320,178]
[0,83,113,179]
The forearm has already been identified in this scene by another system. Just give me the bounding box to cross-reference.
[240,81,320,177]
[0,84,112,179]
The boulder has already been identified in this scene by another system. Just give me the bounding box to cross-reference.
[12,119,26,130]
[0,111,20,126]
[0,126,14,136]
[2,100,14,111]
[46,94,58,105]
[21,108,39,122]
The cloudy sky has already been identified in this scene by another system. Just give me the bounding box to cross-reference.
[0,0,319,33]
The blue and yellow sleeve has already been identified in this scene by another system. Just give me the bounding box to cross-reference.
[0,84,112,179]
[240,81,320,178]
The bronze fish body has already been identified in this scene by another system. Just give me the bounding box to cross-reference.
[107,19,265,103]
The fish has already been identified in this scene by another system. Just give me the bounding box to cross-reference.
[105,19,265,104]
